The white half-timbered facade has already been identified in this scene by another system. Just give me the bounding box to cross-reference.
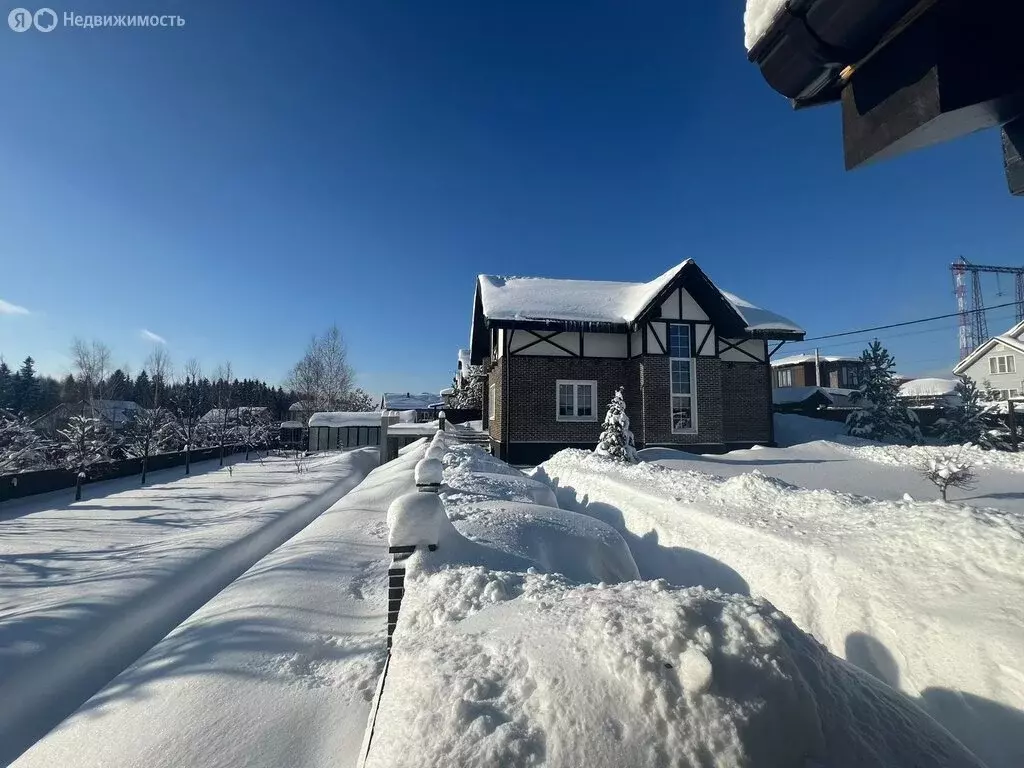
[468,260,804,464]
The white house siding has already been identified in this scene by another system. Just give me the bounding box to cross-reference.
[695,323,716,357]
[583,332,627,358]
[719,339,768,363]
[510,331,580,357]
[630,329,643,358]
[959,341,1024,396]
[658,287,709,322]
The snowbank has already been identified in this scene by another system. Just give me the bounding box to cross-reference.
[843,440,1024,474]
[533,449,1024,767]
[2,452,378,767]
[13,447,395,768]
[367,570,984,768]
[773,412,849,446]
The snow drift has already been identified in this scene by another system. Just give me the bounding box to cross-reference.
[367,569,984,768]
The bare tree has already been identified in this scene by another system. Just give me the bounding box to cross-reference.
[146,346,174,408]
[58,415,108,501]
[922,453,977,501]
[211,361,234,467]
[237,407,273,461]
[70,338,112,403]
[171,359,206,476]
[287,325,356,413]
[122,408,171,485]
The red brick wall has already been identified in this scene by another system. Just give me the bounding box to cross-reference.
[505,356,640,445]
[722,361,772,442]
[640,356,724,445]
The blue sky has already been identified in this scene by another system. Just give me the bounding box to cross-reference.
[1,0,1021,394]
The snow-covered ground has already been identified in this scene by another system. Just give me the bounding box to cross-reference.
[12,447,389,768]
[533,442,1024,768]
[1,452,375,766]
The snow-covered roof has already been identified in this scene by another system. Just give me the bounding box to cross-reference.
[744,0,787,50]
[87,400,145,426]
[953,320,1024,375]
[898,378,960,399]
[308,411,382,428]
[771,354,862,367]
[200,406,270,424]
[439,387,455,396]
[772,386,834,406]
[280,420,304,429]
[477,260,803,336]
[386,421,440,435]
[457,348,471,370]
[381,393,441,411]
[288,401,313,412]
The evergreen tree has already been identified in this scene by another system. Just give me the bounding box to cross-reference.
[595,387,638,462]
[107,369,130,400]
[133,370,153,407]
[938,376,1015,451]
[0,409,49,473]
[61,374,80,404]
[14,357,41,415]
[846,341,922,443]
[58,415,107,501]
[0,361,12,410]
[452,366,485,409]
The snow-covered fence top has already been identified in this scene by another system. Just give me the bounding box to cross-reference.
[308,411,382,428]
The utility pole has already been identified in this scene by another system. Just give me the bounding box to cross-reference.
[814,348,822,387]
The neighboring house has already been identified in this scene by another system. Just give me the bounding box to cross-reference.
[456,349,473,388]
[287,400,315,426]
[468,259,805,464]
[771,354,866,390]
[897,378,961,408]
[379,393,441,422]
[32,399,145,436]
[953,320,1024,400]
[308,411,382,452]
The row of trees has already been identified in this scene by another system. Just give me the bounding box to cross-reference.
[846,341,1015,450]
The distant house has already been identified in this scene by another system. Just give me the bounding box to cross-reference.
[287,401,315,426]
[771,354,866,390]
[897,378,961,408]
[378,393,441,422]
[33,399,145,436]
[468,259,805,464]
[953,320,1024,401]
[308,411,382,452]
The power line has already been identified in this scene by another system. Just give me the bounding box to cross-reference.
[797,300,1022,343]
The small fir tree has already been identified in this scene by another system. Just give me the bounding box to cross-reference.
[0,409,49,474]
[846,341,922,443]
[937,376,1014,451]
[595,387,638,463]
[58,415,107,501]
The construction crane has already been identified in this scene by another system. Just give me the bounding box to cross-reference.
[951,257,1024,360]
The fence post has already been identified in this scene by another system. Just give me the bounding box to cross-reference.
[438,410,446,431]
[385,491,443,646]
[414,457,443,493]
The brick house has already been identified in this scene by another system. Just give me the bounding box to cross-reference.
[771,354,867,390]
[468,260,805,464]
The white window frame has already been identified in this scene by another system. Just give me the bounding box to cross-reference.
[668,323,697,435]
[489,383,496,421]
[777,368,793,387]
[555,380,597,422]
[990,355,1016,374]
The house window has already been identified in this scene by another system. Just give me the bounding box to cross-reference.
[989,355,1016,374]
[556,380,597,421]
[489,383,496,421]
[839,366,859,388]
[668,323,696,434]
[777,368,793,387]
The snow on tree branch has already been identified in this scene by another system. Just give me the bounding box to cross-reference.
[595,387,637,463]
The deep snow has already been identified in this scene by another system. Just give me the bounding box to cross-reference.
[533,445,1024,768]
[1,452,374,766]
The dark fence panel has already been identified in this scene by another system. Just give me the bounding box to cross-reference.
[0,444,251,502]
[439,409,481,424]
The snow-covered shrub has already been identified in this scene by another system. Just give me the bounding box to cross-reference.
[120,408,172,485]
[595,387,637,463]
[0,409,49,474]
[846,341,922,444]
[921,453,976,501]
[58,415,108,501]
[937,376,1015,451]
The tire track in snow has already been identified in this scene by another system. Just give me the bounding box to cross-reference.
[0,453,373,767]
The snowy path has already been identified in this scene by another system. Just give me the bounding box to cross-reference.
[0,452,374,766]
[534,448,1024,768]
[11,446,417,768]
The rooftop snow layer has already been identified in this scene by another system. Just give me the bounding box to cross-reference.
[308,411,382,428]
[899,378,960,399]
[771,354,862,367]
[381,393,441,410]
[744,0,787,50]
[478,261,803,335]
[772,386,833,406]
